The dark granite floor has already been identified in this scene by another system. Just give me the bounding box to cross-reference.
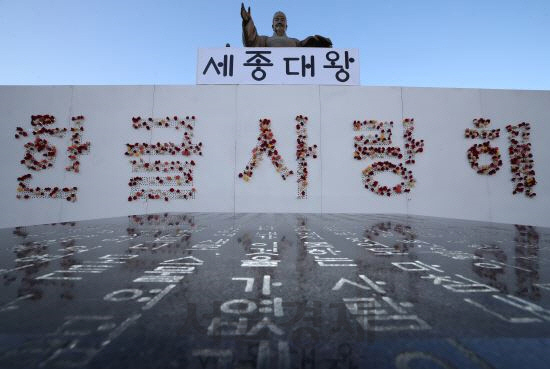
[0,213,549,369]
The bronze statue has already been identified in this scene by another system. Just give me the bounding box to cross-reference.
[241,3,332,48]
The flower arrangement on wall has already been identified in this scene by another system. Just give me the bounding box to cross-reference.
[506,122,536,197]
[15,115,68,171]
[295,115,317,199]
[15,115,86,202]
[361,161,415,196]
[16,115,67,138]
[19,137,58,171]
[130,158,195,173]
[16,174,77,202]
[353,120,401,160]
[66,116,90,173]
[354,118,422,196]
[465,118,536,197]
[126,115,200,202]
[128,174,193,187]
[132,115,195,130]
[353,119,393,145]
[238,118,293,181]
[467,142,502,175]
[126,116,202,157]
[125,142,203,157]
[465,118,500,140]
[127,188,195,202]
[465,118,502,175]
[403,118,424,164]
[238,116,319,199]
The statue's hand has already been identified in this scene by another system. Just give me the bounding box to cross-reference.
[302,35,333,48]
[313,35,332,47]
[240,3,251,23]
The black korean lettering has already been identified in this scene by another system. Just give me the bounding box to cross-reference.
[202,57,221,75]
[243,51,273,81]
[324,51,355,83]
[285,55,315,77]
[284,57,300,76]
[202,55,234,77]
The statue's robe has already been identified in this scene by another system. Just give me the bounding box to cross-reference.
[242,18,332,47]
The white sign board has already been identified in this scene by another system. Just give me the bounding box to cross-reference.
[197,48,359,85]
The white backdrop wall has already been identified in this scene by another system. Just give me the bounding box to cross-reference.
[0,85,548,227]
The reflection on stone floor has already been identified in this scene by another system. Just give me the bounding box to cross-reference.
[1,213,549,369]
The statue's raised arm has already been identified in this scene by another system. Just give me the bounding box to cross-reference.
[241,2,268,47]
[240,2,332,48]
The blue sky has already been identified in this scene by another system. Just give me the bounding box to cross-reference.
[1,0,549,89]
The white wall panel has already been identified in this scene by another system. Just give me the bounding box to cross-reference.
[63,86,153,223]
[146,85,237,214]
[0,85,548,228]
[0,86,73,226]
[480,89,550,226]
[401,87,493,222]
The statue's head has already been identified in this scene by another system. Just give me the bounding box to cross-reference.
[272,11,287,36]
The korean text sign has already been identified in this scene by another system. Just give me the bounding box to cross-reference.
[197,48,360,85]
